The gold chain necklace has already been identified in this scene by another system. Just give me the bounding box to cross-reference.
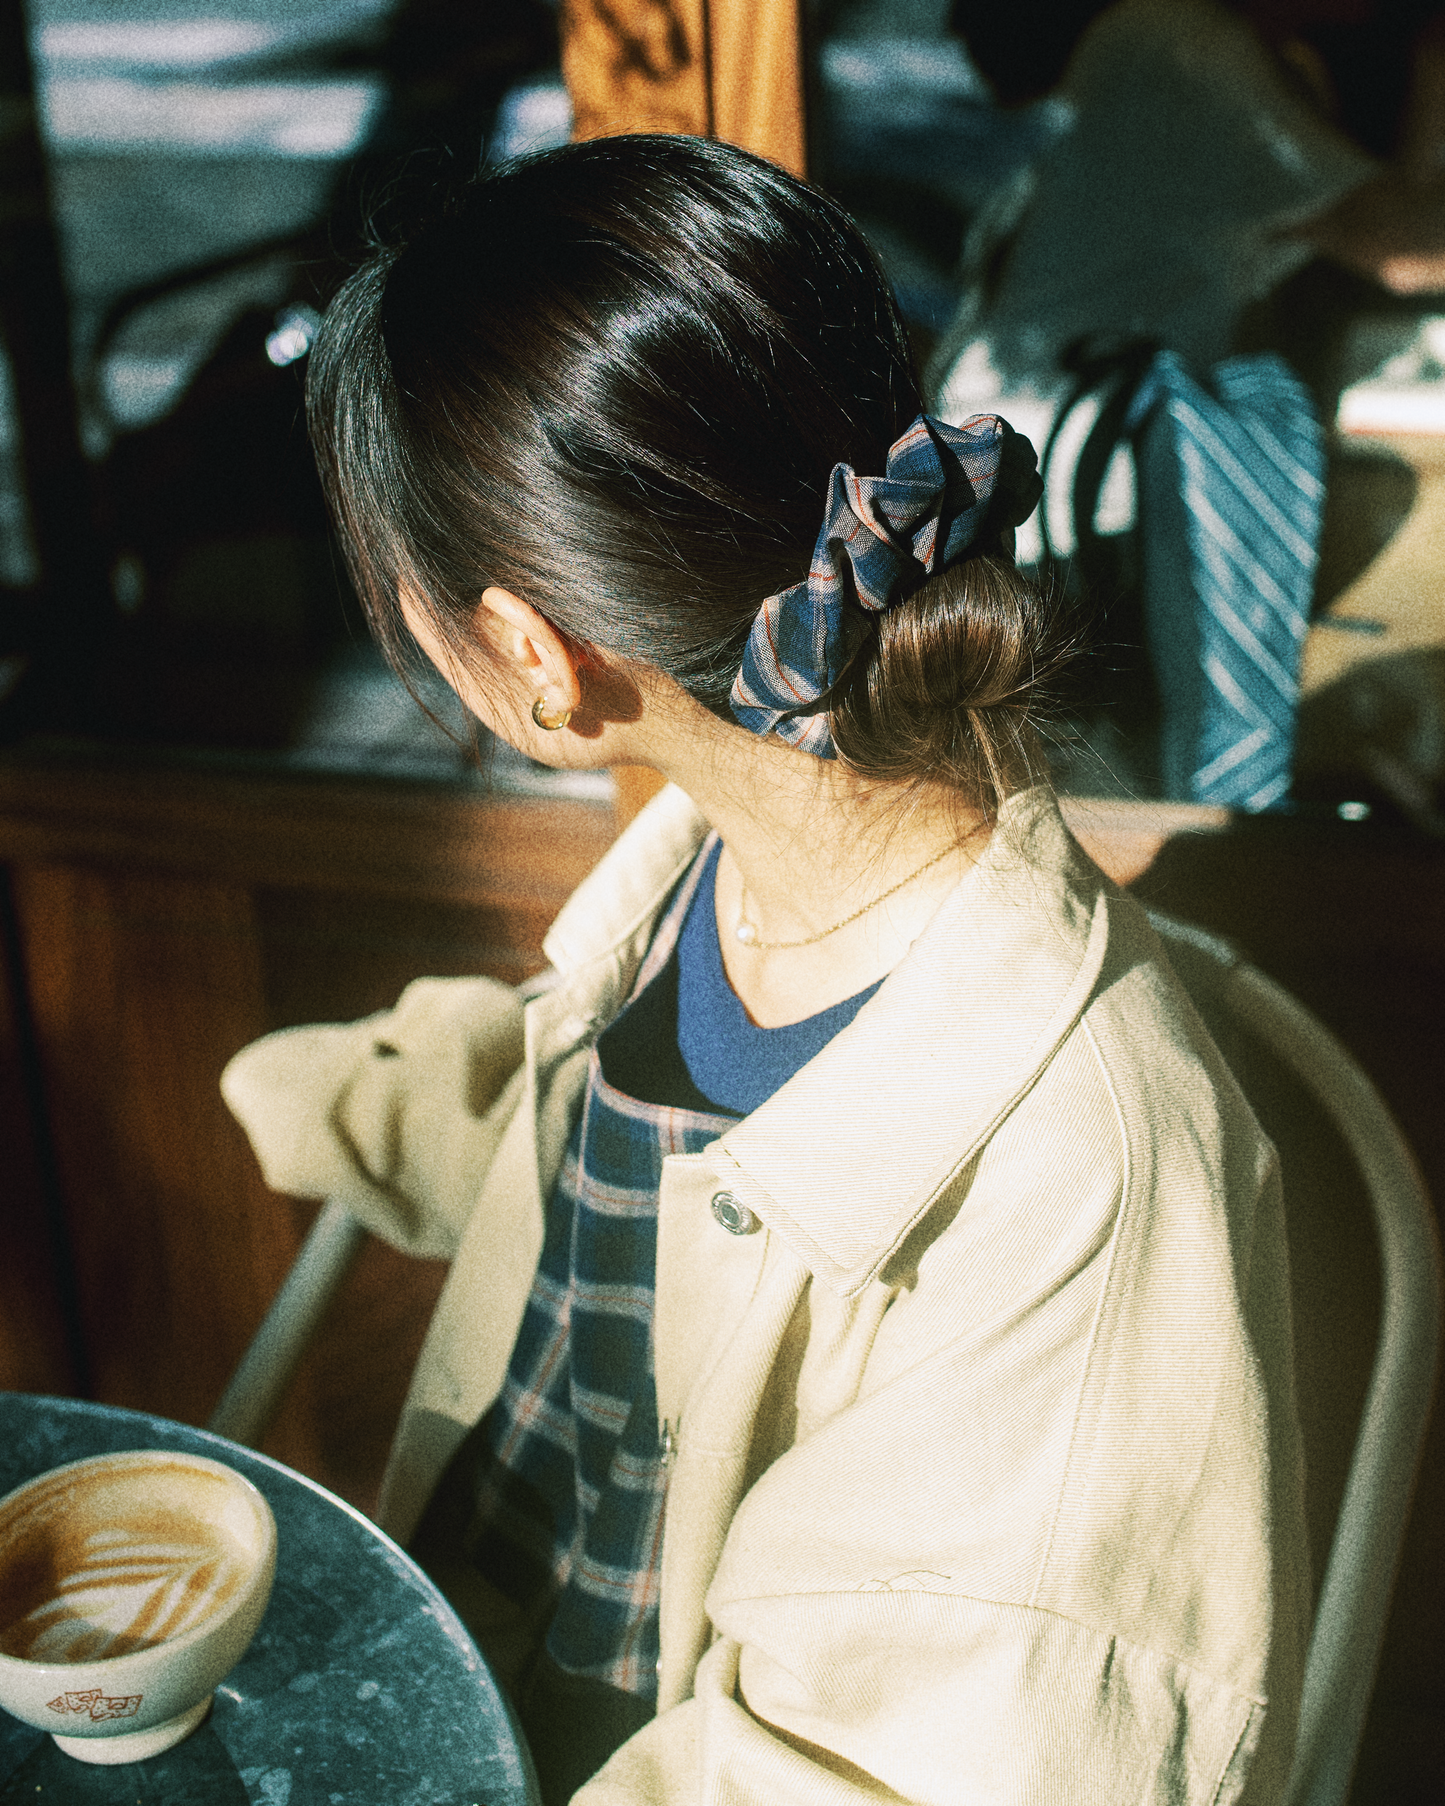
[734,842,959,951]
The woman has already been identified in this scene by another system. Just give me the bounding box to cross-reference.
[223,135,1308,1804]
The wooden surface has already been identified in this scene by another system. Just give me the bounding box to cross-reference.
[11,864,285,1418]
[0,759,616,911]
[562,0,805,175]
[0,753,615,1489]
[562,0,713,140]
[703,0,805,176]
[0,870,76,1397]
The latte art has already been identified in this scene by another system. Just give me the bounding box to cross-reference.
[0,1450,277,1766]
[2,1521,248,1663]
[0,1461,255,1665]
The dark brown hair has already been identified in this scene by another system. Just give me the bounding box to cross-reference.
[307,133,1072,805]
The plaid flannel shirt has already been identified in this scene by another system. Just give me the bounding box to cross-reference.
[460,850,732,1698]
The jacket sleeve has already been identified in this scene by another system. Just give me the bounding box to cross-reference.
[221,976,527,1259]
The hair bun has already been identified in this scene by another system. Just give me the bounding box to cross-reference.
[830,551,1078,807]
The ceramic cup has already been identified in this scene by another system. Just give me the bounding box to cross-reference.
[0,1449,276,1764]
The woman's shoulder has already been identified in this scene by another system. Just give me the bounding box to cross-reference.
[950,787,1275,1206]
[1078,887,1273,1172]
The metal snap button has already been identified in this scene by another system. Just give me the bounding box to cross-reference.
[711,1191,757,1235]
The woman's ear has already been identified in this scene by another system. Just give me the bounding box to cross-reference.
[475,586,583,718]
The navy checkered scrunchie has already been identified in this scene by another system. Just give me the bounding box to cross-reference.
[729,412,1042,758]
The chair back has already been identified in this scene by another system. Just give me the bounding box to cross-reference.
[1149,912,1441,1806]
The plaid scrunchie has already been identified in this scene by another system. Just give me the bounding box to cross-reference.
[729,412,1042,757]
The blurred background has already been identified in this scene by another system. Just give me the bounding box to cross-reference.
[2,0,1443,819]
[1,5,1443,1802]
[0,0,590,783]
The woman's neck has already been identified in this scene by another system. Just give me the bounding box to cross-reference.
[639,685,993,1027]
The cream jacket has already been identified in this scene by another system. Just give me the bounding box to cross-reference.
[223,786,1309,1805]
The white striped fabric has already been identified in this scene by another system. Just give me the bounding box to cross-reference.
[1131,351,1324,810]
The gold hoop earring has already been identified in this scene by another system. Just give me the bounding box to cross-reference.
[532,695,573,732]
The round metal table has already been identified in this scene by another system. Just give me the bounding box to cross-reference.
[0,1394,539,1806]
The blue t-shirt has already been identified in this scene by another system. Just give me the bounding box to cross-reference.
[598,837,882,1116]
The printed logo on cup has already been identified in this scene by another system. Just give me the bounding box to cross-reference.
[48,1688,143,1721]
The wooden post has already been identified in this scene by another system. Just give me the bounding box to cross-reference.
[562,0,804,175]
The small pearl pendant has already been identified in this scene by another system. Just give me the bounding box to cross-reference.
[735,919,758,946]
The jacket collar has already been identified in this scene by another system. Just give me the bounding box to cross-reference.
[542,782,710,993]
[543,784,1113,1298]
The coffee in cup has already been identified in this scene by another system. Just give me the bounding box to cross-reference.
[0,1449,276,1763]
